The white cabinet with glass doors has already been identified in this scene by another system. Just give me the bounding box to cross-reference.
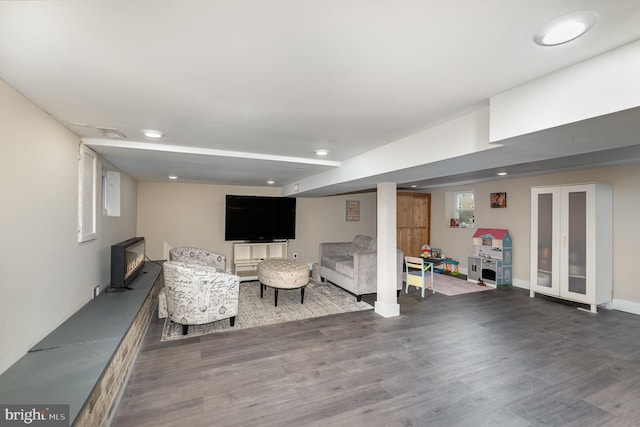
[530,183,612,313]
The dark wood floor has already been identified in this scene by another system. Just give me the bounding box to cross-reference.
[112,286,640,427]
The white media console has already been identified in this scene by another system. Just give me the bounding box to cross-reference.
[233,241,288,282]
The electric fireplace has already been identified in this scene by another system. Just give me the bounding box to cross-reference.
[110,237,146,289]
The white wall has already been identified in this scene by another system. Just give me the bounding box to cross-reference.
[427,162,640,306]
[137,165,640,310]
[0,79,138,374]
[136,182,377,267]
[137,183,280,262]
[295,192,377,264]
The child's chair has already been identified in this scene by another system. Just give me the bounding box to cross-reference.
[405,256,435,298]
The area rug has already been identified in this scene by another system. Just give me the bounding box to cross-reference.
[161,280,373,341]
[431,274,495,296]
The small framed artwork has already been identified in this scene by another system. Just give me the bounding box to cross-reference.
[346,200,360,221]
[490,192,507,208]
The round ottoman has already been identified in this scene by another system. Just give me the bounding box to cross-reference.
[257,259,310,306]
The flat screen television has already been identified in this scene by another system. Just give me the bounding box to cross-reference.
[225,195,296,241]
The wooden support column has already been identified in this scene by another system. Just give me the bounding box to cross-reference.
[375,182,400,318]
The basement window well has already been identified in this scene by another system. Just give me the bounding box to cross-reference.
[78,144,98,242]
[446,191,474,228]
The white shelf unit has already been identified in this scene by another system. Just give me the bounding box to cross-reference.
[233,242,288,282]
[530,183,612,313]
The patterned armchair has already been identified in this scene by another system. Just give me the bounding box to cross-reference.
[169,246,226,272]
[159,246,229,319]
[162,261,239,334]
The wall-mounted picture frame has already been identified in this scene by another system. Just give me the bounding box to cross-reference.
[346,200,360,221]
[490,192,507,208]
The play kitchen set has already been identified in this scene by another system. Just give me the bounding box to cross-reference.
[467,228,512,287]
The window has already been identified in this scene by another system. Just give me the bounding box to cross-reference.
[102,169,121,217]
[446,190,474,228]
[78,144,98,242]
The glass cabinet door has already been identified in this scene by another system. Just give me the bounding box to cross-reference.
[531,187,560,295]
[536,192,554,289]
[565,188,587,297]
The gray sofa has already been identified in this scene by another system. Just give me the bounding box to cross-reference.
[318,235,404,301]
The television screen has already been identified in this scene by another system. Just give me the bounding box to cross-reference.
[225,195,296,241]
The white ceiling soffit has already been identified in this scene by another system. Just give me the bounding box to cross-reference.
[84,139,339,186]
[289,106,640,196]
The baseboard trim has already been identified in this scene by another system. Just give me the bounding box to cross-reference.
[425,274,639,316]
[375,301,400,318]
[512,279,529,290]
[510,280,640,315]
[610,299,640,316]
[511,282,639,315]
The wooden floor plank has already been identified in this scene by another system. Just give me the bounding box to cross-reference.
[112,286,640,426]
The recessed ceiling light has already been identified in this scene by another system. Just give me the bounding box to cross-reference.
[534,12,597,46]
[497,172,508,176]
[411,185,418,188]
[168,175,178,180]
[142,129,165,139]
[314,149,329,156]
[267,180,275,185]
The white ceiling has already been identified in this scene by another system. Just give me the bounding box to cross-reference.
[1,1,640,196]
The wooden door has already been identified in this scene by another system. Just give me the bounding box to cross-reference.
[397,192,431,257]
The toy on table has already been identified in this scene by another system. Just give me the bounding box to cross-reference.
[420,244,431,258]
[424,247,457,275]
